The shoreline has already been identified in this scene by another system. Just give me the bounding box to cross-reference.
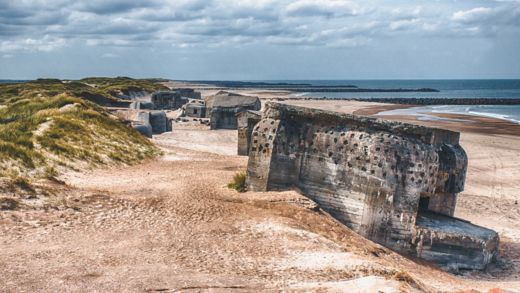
[174,80,520,135]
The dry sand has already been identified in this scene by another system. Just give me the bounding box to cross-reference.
[1,99,520,292]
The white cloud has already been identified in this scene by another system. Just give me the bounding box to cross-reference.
[0,35,66,53]
[452,7,493,22]
[389,18,420,31]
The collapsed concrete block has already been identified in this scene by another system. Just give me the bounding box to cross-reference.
[132,123,152,138]
[246,102,499,271]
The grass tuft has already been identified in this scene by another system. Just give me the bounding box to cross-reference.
[7,176,35,193]
[227,172,247,193]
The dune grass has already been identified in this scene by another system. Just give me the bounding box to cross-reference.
[0,77,168,105]
[0,78,163,179]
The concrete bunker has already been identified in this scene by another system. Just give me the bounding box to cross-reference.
[172,88,202,100]
[117,109,172,137]
[151,91,188,110]
[246,102,499,271]
[205,91,261,130]
[184,100,207,118]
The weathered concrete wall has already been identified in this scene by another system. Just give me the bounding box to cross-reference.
[246,102,498,270]
[210,107,238,129]
[150,111,172,134]
[130,111,152,138]
[237,111,261,156]
[172,88,202,100]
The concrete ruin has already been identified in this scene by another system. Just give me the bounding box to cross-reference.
[237,110,261,156]
[151,91,188,110]
[129,101,154,110]
[205,91,261,130]
[184,100,207,118]
[117,110,172,137]
[173,88,202,100]
[130,111,153,138]
[246,103,499,271]
[149,111,172,134]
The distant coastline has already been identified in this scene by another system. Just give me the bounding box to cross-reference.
[186,80,439,93]
[0,80,29,84]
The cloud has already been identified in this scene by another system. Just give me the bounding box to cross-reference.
[452,7,494,23]
[453,3,520,26]
[450,3,520,36]
[285,0,362,17]
[0,0,519,54]
[0,35,67,53]
[75,0,160,15]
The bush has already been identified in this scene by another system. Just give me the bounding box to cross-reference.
[227,172,247,193]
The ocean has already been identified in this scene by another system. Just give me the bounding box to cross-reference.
[272,79,520,124]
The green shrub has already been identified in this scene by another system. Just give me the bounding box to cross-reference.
[227,172,247,193]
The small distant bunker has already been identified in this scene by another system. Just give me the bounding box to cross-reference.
[246,102,499,271]
[119,110,172,137]
[205,91,261,130]
[151,91,188,110]
[173,88,202,100]
[237,110,261,156]
[185,100,207,118]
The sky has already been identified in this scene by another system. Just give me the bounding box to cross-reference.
[0,0,520,80]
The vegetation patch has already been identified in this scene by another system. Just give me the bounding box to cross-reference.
[228,171,247,193]
[8,176,34,193]
[0,77,168,106]
[0,78,163,181]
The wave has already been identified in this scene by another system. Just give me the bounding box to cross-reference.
[380,105,520,125]
[466,111,520,124]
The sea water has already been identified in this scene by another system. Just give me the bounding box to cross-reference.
[378,104,520,124]
[267,79,520,124]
